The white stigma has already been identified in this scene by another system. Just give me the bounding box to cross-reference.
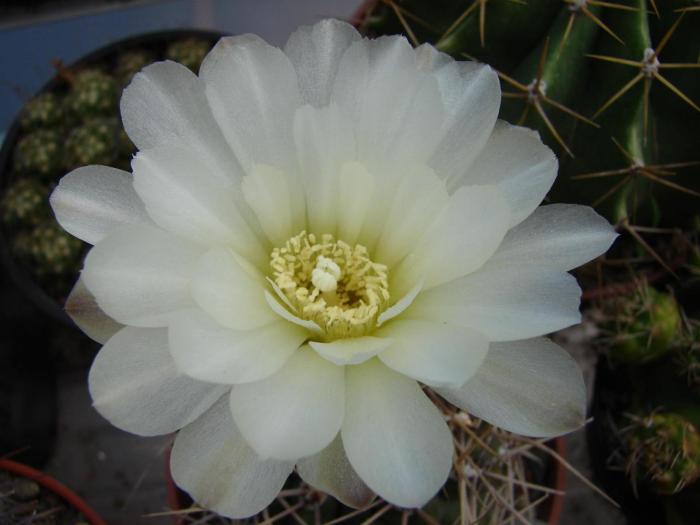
[311,256,342,292]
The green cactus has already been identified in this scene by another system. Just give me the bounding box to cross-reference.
[63,118,119,171]
[12,220,83,280]
[624,412,700,495]
[65,69,118,119]
[18,92,65,131]
[365,0,700,227]
[12,129,63,180]
[114,50,155,87]
[603,285,681,364]
[165,37,211,72]
[0,178,49,228]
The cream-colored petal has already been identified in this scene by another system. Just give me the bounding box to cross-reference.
[191,247,277,331]
[120,60,240,181]
[284,19,361,106]
[332,36,444,173]
[81,225,201,327]
[342,360,453,508]
[168,309,306,385]
[374,165,449,267]
[408,266,581,342]
[437,338,586,437]
[428,62,501,184]
[309,336,393,366]
[65,278,123,344]
[230,347,344,461]
[393,184,510,294]
[296,434,374,509]
[89,327,227,436]
[171,396,294,519]
[377,319,489,388]
[451,121,557,226]
[242,164,305,246]
[50,166,149,245]
[200,35,300,172]
[487,204,618,272]
[132,146,265,264]
[336,161,375,246]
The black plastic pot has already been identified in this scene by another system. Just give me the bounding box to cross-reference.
[0,28,225,326]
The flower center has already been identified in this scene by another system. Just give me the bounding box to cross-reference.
[270,231,390,339]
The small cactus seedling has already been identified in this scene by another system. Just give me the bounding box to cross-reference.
[63,118,119,171]
[622,411,700,495]
[165,38,211,73]
[12,220,83,282]
[601,283,681,364]
[65,69,118,119]
[17,92,65,131]
[12,129,63,180]
[0,179,49,228]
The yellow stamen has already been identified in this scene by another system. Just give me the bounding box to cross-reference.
[270,231,390,339]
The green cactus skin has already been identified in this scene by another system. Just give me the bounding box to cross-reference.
[114,50,155,87]
[18,92,65,131]
[65,69,118,119]
[165,38,211,73]
[63,118,119,171]
[12,129,63,180]
[12,220,83,280]
[624,412,700,495]
[366,0,700,227]
[607,286,681,364]
[0,178,49,228]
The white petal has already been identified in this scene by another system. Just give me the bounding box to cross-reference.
[374,165,449,267]
[242,164,306,246]
[429,63,501,184]
[332,36,444,172]
[65,278,123,344]
[409,266,582,342]
[452,121,557,226]
[171,396,294,519]
[89,327,227,436]
[191,248,277,331]
[50,166,149,245]
[336,161,375,246]
[82,225,200,327]
[394,185,510,293]
[120,61,240,181]
[309,336,393,366]
[132,146,265,263]
[264,290,323,334]
[437,338,586,437]
[377,320,489,388]
[296,434,374,509]
[230,346,344,461]
[168,309,306,385]
[284,19,361,106]
[487,204,618,272]
[201,35,300,172]
[377,280,423,326]
[293,103,356,235]
[342,360,453,508]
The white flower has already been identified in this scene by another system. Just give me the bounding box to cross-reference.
[49,19,616,518]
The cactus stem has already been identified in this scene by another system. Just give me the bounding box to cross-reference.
[592,174,633,207]
[587,0,640,12]
[652,71,700,112]
[622,218,676,275]
[438,0,480,43]
[384,0,419,46]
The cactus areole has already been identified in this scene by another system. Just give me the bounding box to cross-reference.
[49,19,617,518]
